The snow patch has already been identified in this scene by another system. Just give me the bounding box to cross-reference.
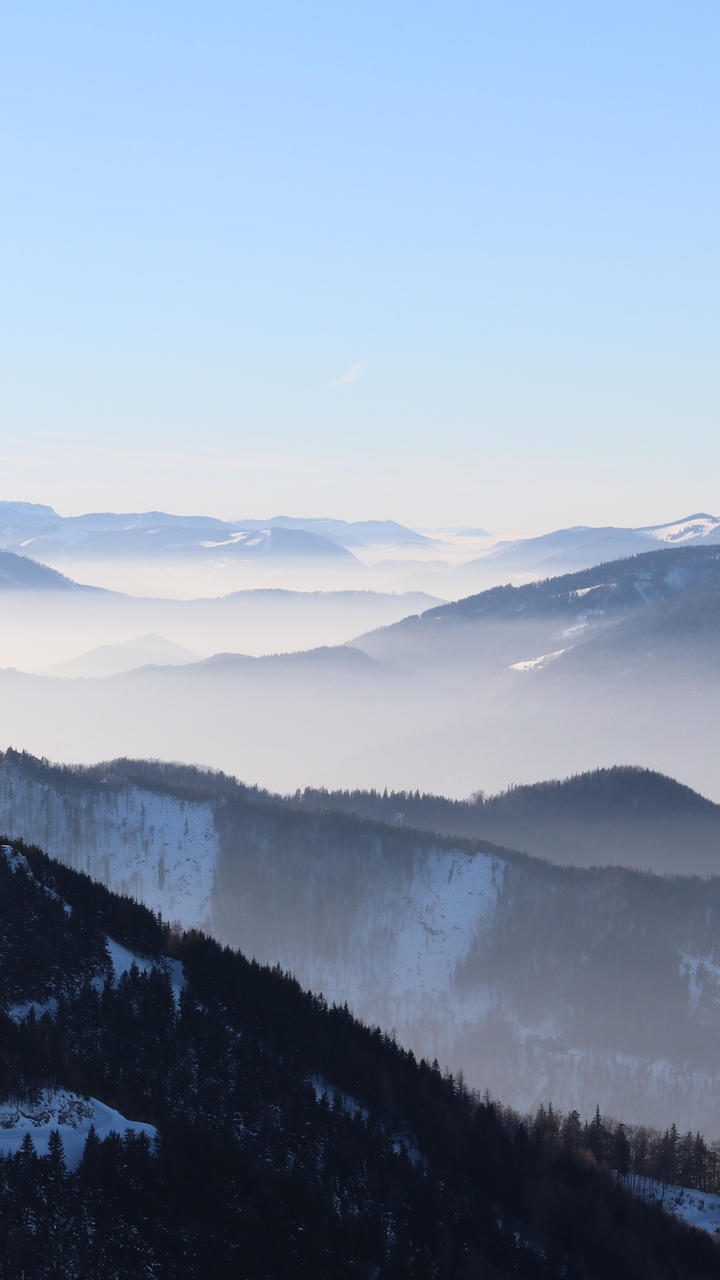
[310,1077,422,1164]
[627,1174,720,1236]
[105,937,186,999]
[0,1089,156,1170]
[633,576,655,605]
[310,1076,369,1121]
[680,952,720,1011]
[283,847,505,1070]
[1,842,30,874]
[9,997,58,1022]
[390,850,500,997]
[647,516,720,545]
[510,649,568,672]
[560,621,588,640]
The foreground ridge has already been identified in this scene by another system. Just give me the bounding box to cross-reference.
[0,836,717,1277]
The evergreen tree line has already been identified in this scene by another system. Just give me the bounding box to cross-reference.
[526,1101,720,1196]
[294,766,720,877]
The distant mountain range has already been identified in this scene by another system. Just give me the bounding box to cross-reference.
[0,501,433,561]
[14,518,357,563]
[234,514,436,548]
[0,565,440,673]
[468,513,720,575]
[5,501,720,583]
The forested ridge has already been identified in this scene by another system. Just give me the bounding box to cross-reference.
[359,544,720,640]
[297,765,720,874]
[6,750,720,1135]
[7,749,719,876]
[0,837,719,1277]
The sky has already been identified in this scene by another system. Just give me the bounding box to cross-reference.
[1,1,718,533]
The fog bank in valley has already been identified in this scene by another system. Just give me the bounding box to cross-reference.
[1,544,720,804]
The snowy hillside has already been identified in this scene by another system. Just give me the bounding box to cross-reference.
[629,1174,720,1238]
[3,827,711,1278]
[0,1090,156,1169]
[283,845,505,1052]
[5,753,720,1134]
[0,754,504,1056]
[0,761,218,929]
[642,514,720,544]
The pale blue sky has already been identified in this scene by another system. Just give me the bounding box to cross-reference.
[1,1,718,530]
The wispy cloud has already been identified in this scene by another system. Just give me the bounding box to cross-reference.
[329,360,365,386]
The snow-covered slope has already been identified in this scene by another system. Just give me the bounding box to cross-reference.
[0,756,504,1060]
[0,755,509,1069]
[629,1174,720,1237]
[0,762,218,929]
[641,514,720,544]
[5,753,720,1134]
[285,846,504,1053]
[0,1090,156,1169]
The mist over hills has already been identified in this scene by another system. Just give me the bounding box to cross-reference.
[1,543,720,798]
[47,634,201,679]
[0,499,459,596]
[6,498,720,602]
[0,576,439,673]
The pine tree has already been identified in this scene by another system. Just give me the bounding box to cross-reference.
[46,1127,66,1181]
